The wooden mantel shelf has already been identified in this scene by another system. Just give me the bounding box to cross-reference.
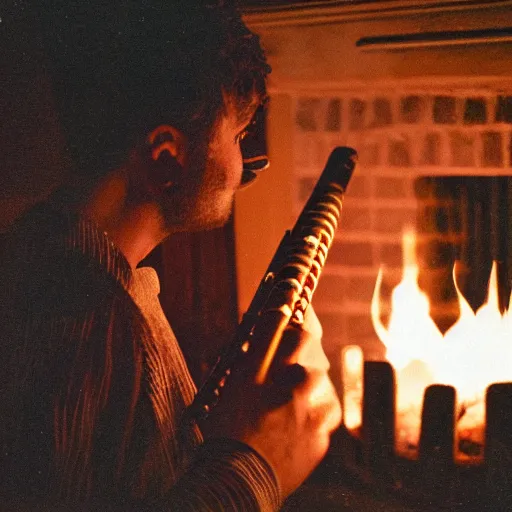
[243,0,512,27]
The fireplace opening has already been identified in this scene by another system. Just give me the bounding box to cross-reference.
[323,176,512,509]
[284,92,512,511]
[415,176,512,330]
[368,176,512,456]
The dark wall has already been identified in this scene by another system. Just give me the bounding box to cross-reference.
[0,4,68,232]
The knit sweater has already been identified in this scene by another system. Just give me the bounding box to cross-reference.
[0,201,281,511]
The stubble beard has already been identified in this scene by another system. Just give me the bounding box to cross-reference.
[159,145,235,234]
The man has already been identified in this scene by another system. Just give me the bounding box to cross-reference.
[0,1,341,510]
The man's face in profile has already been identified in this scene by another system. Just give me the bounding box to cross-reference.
[159,98,260,233]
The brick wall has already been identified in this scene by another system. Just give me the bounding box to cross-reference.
[290,88,512,371]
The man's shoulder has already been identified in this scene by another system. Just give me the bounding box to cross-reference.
[3,203,121,308]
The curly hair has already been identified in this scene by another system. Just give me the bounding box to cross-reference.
[36,0,271,176]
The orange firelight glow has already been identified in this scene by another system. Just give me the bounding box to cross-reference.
[343,229,512,462]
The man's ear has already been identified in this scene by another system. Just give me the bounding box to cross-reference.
[147,125,188,166]
[143,125,189,193]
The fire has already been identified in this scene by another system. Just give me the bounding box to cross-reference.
[344,229,512,462]
[341,345,364,430]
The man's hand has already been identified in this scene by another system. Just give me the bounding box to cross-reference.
[205,306,342,499]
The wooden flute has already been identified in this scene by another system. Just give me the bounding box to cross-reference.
[188,146,357,421]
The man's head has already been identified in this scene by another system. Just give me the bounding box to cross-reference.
[38,0,270,180]
[137,93,261,233]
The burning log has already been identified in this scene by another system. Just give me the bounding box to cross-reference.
[485,383,512,510]
[339,358,512,510]
[362,361,395,483]
[418,384,456,501]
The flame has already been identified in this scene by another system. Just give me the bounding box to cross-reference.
[372,229,443,374]
[358,229,512,461]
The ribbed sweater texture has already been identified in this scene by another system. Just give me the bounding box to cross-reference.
[0,202,281,511]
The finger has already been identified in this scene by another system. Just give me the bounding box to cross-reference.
[271,305,323,365]
[265,366,342,433]
[272,326,303,363]
[294,336,330,371]
[246,307,293,384]
[291,306,330,371]
[244,303,323,384]
[263,363,307,409]
[302,305,323,340]
[298,369,342,433]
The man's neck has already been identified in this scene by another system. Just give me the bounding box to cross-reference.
[78,170,167,269]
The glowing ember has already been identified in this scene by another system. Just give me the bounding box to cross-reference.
[370,229,512,461]
[341,345,364,430]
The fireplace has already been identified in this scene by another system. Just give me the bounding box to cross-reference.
[235,1,512,509]
[327,359,512,510]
